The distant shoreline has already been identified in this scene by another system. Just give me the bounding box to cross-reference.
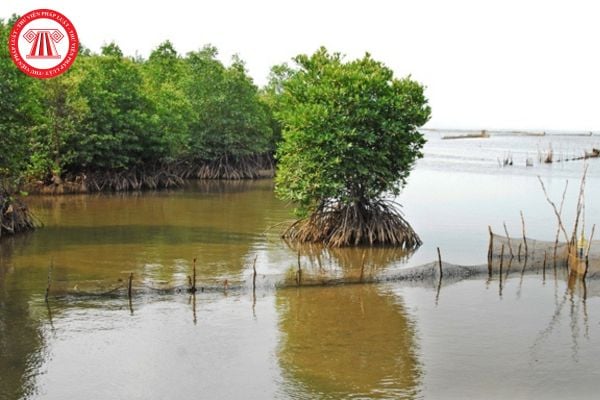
[420,128,598,137]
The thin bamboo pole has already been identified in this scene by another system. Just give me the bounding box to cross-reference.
[584,224,595,280]
[520,210,528,257]
[503,222,514,258]
[554,180,569,266]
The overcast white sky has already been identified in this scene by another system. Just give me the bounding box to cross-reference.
[2,0,599,131]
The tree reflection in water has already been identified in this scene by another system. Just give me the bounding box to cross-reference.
[282,242,414,286]
[0,237,45,400]
[276,284,421,399]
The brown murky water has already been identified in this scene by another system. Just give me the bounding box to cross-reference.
[2,135,600,399]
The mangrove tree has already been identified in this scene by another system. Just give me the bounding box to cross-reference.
[275,47,431,248]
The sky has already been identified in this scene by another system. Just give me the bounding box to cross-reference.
[2,0,600,131]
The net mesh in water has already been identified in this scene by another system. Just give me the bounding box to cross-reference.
[488,233,600,277]
[38,233,600,301]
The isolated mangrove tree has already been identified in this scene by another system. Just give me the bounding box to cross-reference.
[275,48,431,247]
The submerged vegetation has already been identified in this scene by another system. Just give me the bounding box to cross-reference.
[274,48,430,247]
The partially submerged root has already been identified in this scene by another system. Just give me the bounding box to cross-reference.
[176,154,274,180]
[80,169,184,192]
[0,190,38,238]
[27,167,185,194]
[283,201,422,248]
[25,155,274,194]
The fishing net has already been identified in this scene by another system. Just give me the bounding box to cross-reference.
[488,233,600,278]
[34,231,600,302]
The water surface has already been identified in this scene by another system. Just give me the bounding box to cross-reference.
[1,133,600,399]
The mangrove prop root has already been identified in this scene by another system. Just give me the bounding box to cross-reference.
[0,190,38,238]
[26,154,275,195]
[282,200,422,248]
[177,154,274,181]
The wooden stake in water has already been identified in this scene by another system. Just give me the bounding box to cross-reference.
[45,260,53,303]
[437,247,443,279]
[252,255,258,291]
[499,244,505,297]
[297,251,302,286]
[488,226,494,261]
[488,226,494,277]
[499,244,505,275]
[543,250,547,281]
[128,273,133,299]
[191,258,197,293]
[503,222,514,259]
[586,224,595,260]
[520,210,528,257]
[192,293,197,325]
[552,180,569,267]
[584,224,595,280]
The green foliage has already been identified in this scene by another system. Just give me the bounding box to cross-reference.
[0,17,42,186]
[141,41,192,161]
[30,62,90,180]
[185,47,272,162]
[275,47,431,216]
[64,43,161,171]
[0,28,279,189]
[260,63,295,153]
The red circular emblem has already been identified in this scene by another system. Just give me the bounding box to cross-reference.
[8,9,79,79]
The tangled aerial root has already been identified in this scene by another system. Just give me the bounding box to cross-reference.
[0,190,38,238]
[283,200,422,249]
[25,155,275,194]
[177,154,274,180]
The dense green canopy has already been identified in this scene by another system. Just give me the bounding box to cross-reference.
[273,47,431,247]
[0,17,41,188]
[275,47,430,216]
[0,19,273,189]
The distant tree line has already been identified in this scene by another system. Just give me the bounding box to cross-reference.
[1,16,277,194]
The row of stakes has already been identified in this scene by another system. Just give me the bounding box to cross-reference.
[43,251,451,304]
[42,254,288,304]
[42,245,513,304]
